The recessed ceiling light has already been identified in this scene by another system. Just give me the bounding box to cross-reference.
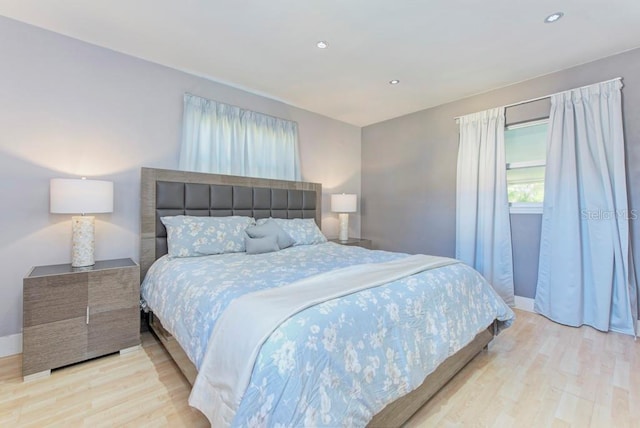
[316,41,329,49]
[544,12,564,23]
[389,79,400,85]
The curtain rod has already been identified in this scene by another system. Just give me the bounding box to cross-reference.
[453,77,622,121]
[184,92,298,125]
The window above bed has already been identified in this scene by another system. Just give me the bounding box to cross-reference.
[178,93,301,181]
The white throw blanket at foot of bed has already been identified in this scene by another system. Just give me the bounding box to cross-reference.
[189,254,459,427]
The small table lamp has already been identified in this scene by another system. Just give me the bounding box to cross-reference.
[50,178,114,267]
[331,193,357,242]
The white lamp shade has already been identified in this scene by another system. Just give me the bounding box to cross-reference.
[50,178,114,214]
[331,193,357,213]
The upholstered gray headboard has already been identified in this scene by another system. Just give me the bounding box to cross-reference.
[140,167,322,280]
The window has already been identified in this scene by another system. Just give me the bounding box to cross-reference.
[505,119,548,213]
[179,94,301,181]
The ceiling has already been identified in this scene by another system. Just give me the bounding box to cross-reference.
[1,1,640,126]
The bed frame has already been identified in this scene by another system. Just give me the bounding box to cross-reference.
[140,167,495,427]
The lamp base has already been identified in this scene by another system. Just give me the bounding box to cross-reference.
[71,216,95,267]
[338,213,350,241]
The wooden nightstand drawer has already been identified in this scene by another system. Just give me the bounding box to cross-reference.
[22,258,140,380]
[23,274,88,327]
[89,267,139,314]
[23,317,88,375]
[88,307,140,358]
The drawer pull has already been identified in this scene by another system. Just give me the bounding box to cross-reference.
[86,306,90,324]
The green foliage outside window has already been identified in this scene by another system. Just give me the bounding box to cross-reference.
[505,121,547,205]
[508,182,544,203]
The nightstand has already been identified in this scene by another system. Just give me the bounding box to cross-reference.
[329,238,372,250]
[22,258,140,381]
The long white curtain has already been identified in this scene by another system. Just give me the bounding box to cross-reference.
[179,94,301,180]
[535,80,637,336]
[456,107,515,305]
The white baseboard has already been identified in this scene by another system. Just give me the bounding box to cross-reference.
[514,296,535,313]
[0,333,22,358]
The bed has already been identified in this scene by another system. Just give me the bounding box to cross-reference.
[139,167,514,427]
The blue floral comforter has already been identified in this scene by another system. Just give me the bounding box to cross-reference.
[141,242,514,427]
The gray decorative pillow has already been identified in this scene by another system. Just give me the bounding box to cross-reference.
[245,220,295,249]
[245,234,280,255]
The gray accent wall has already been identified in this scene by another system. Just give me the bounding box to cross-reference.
[0,16,361,339]
[362,48,640,301]
[510,215,542,298]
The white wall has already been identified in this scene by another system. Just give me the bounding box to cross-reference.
[0,16,361,340]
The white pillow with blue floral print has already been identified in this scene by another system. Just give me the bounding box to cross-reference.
[256,218,327,246]
[161,215,255,257]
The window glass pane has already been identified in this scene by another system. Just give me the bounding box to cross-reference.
[507,166,545,203]
[505,122,547,164]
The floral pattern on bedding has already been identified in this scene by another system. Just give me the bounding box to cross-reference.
[161,215,255,257]
[141,242,514,427]
[142,243,404,367]
[256,217,327,246]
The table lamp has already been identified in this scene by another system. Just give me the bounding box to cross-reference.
[50,178,114,267]
[331,193,357,242]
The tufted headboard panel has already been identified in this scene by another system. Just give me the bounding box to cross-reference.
[140,168,322,280]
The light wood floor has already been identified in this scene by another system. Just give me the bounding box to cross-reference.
[1,310,637,427]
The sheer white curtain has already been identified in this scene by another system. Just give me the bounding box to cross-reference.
[179,94,301,180]
[535,79,637,336]
[244,111,300,181]
[456,107,515,305]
